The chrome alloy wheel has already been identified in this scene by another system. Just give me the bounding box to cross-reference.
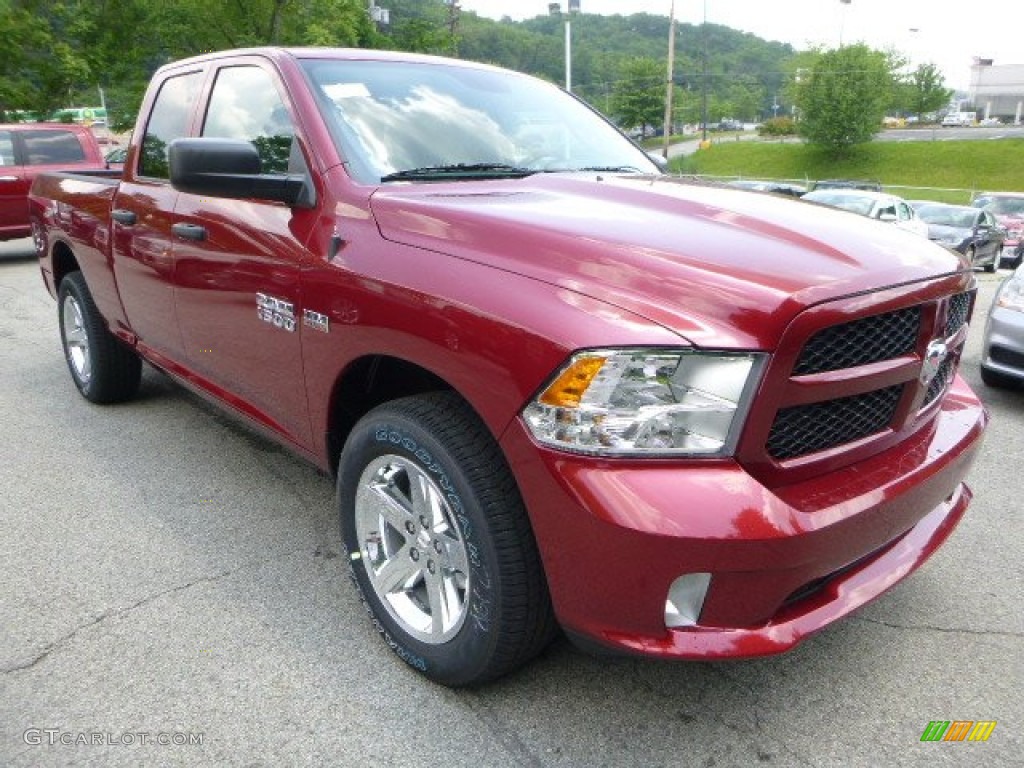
[354,455,471,644]
[62,293,92,386]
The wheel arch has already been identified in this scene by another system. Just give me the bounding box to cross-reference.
[51,238,81,292]
[325,354,462,478]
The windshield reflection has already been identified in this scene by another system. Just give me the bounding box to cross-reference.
[302,58,657,183]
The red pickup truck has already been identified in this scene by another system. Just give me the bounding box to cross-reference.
[29,47,987,686]
[1,122,106,241]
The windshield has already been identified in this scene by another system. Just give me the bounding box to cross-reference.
[805,192,875,216]
[301,58,658,184]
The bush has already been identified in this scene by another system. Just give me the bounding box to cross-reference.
[758,117,796,137]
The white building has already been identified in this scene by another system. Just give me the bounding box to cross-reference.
[968,59,1024,123]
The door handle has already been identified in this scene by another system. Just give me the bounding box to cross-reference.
[111,209,137,225]
[172,223,207,241]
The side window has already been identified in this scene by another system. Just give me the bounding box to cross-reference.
[0,131,14,166]
[202,66,296,174]
[140,71,203,179]
[898,202,912,221]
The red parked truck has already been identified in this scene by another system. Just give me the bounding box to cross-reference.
[29,48,987,686]
[1,122,106,241]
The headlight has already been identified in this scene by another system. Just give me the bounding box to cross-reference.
[997,271,1024,313]
[522,348,766,457]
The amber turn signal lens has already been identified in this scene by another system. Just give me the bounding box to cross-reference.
[538,356,606,407]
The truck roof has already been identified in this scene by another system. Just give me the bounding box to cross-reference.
[157,46,506,75]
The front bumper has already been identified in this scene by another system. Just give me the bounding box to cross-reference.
[500,375,987,659]
[999,245,1023,270]
[982,303,1024,383]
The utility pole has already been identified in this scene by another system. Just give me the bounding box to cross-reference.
[701,0,709,142]
[662,1,676,160]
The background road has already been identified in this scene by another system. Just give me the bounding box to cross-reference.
[1,236,1021,767]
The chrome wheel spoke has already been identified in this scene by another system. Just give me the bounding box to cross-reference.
[374,546,421,594]
[424,569,458,635]
[365,476,415,533]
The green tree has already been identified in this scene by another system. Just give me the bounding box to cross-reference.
[905,62,952,120]
[795,44,893,156]
[0,1,92,117]
[610,57,665,136]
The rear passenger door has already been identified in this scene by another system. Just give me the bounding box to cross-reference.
[110,69,204,360]
[171,59,319,447]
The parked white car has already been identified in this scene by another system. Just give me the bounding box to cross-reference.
[801,189,931,237]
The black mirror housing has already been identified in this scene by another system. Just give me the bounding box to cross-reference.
[168,138,311,208]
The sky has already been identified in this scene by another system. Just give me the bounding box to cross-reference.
[453,0,1021,91]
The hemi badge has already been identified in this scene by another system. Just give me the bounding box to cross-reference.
[303,309,330,333]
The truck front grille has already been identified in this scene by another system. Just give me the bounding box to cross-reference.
[759,290,973,465]
[945,291,970,338]
[793,306,921,375]
[767,386,902,460]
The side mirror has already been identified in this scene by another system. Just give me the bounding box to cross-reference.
[168,138,313,208]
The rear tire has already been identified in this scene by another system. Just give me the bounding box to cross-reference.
[58,271,142,403]
[338,392,556,686]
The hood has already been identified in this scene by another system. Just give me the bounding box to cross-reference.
[369,174,965,348]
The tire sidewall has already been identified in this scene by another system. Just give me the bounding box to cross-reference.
[339,408,500,685]
[57,275,94,398]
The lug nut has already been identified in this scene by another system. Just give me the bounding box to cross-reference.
[405,520,416,535]
[410,548,420,561]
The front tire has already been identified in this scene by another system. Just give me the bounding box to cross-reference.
[58,271,141,403]
[338,392,555,686]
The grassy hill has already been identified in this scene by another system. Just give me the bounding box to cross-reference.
[670,137,1024,204]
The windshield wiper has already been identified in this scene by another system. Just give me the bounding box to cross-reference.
[569,165,646,173]
[379,163,536,182]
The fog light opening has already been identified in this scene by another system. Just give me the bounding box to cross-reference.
[664,572,712,628]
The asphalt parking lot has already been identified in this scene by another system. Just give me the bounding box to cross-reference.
[1,237,1021,767]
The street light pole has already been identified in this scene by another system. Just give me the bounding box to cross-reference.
[662,1,676,160]
[565,15,572,92]
[701,0,708,142]
[549,1,580,92]
[839,0,851,47]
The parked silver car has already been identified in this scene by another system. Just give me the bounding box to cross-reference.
[801,189,930,238]
[981,264,1024,388]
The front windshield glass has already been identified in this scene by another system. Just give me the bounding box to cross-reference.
[807,192,875,216]
[301,58,658,183]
